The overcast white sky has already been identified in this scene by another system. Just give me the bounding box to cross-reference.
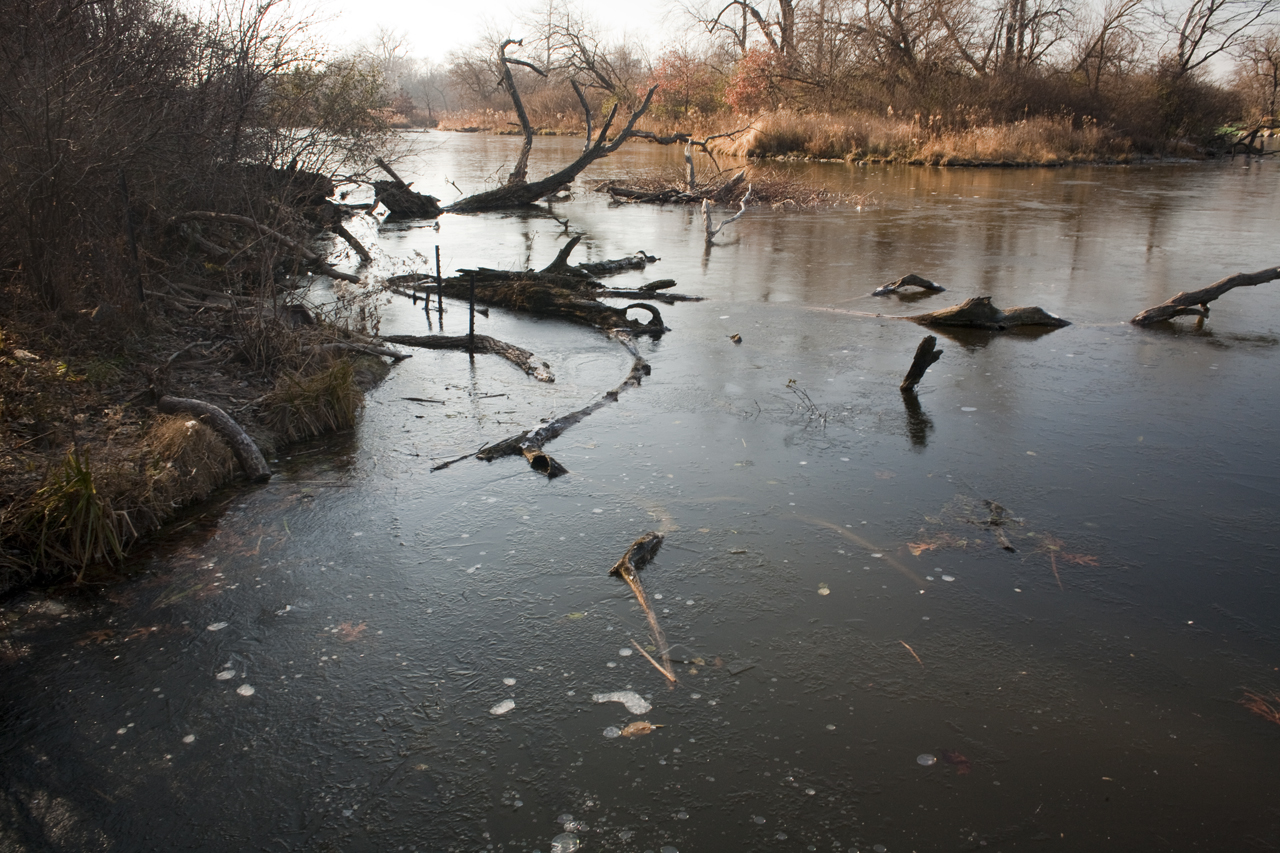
[307,0,681,64]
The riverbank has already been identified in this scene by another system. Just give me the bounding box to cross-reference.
[0,289,397,596]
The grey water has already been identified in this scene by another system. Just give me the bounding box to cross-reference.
[3,135,1280,852]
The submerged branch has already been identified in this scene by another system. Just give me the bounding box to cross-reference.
[1131,265,1280,325]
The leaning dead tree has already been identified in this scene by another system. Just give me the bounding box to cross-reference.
[909,296,1070,331]
[703,185,752,245]
[444,41,657,213]
[1131,265,1280,325]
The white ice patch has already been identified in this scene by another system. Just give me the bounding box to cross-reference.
[490,699,516,716]
[592,691,652,714]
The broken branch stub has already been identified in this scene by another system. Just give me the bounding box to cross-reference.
[1130,265,1280,325]
[703,185,753,245]
[609,532,675,683]
[900,335,943,393]
[910,296,1070,331]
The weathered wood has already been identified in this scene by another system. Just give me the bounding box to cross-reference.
[468,336,650,477]
[874,273,946,296]
[1131,266,1280,325]
[910,296,1070,330]
[157,395,271,482]
[900,335,943,392]
[381,333,553,381]
[703,186,752,245]
[311,342,411,362]
[609,531,676,683]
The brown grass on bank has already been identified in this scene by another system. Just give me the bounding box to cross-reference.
[262,358,363,443]
[707,110,1133,165]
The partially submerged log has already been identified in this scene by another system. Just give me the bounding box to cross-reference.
[390,239,685,334]
[381,333,554,382]
[874,273,946,297]
[373,157,442,220]
[157,395,271,482]
[900,335,943,392]
[433,335,649,477]
[1130,265,1280,325]
[910,296,1070,331]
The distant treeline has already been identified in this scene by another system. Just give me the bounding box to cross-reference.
[375,0,1278,154]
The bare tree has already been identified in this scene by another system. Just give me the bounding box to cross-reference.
[1236,26,1280,115]
[1166,0,1279,77]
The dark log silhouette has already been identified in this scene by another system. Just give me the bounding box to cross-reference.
[372,157,442,220]
[910,296,1070,330]
[900,335,943,392]
[1131,265,1280,325]
[874,273,946,296]
[169,211,360,283]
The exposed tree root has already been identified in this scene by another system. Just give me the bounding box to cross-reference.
[1131,265,1280,325]
[381,333,553,382]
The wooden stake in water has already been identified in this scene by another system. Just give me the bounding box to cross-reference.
[435,245,443,326]
[468,272,476,354]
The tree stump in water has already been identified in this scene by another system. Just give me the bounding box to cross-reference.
[900,335,943,392]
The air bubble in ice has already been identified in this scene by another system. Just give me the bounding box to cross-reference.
[236,684,255,697]
[206,622,228,631]
[550,833,580,853]
[753,815,767,824]
[603,726,622,738]
[490,699,515,715]
[941,574,955,582]
[593,691,652,714]
[917,754,937,766]
[619,648,633,656]
[874,845,888,852]
[503,677,517,686]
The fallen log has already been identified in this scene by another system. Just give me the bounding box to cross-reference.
[874,273,946,297]
[157,395,271,482]
[609,531,676,683]
[900,335,943,392]
[910,296,1070,331]
[311,342,411,362]
[381,333,554,382]
[1130,265,1280,325]
[373,157,442,220]
[445,335,649,478]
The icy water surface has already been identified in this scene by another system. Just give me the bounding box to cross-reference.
[3,137,1280,852]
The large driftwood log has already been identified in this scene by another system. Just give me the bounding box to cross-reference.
[900,335,943,392]
[1130,265,1280,325]
[874,273,946,296]
[434,336,649,477]
[910,296,1070,330]
[157,395,271,482]
[381,333,554,382]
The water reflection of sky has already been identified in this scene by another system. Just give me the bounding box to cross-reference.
[3,139,1280,852]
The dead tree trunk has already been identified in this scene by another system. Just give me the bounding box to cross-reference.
[373,157,442,220]
[446,86,658,213]
[1131,265,1280,325]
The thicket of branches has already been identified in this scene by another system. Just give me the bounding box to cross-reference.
[393,0,1278,149]
[0,0,395,316]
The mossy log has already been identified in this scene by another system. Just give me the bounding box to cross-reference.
[910,296,1070,331]
[1131,265,1280,325]
[381,333,554,382]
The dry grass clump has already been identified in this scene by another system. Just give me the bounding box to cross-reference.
[143,415,237,515]
[1241,689,1280,726]
[709,110,1131,164]
[261,358,363,442]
